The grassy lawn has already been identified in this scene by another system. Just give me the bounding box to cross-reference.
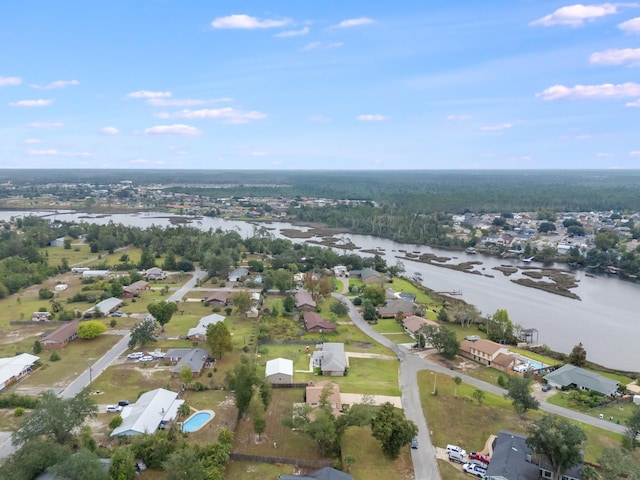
[390,278,435,304]
[43,244,93,267]
[225,461,297,479]
[547,390,636,425]
[89,363,174,404]
[342,425,414,480]
[373,319,404,334]
[510,347,563,367]
[233,388,324,461]
[438,459,468,480]
[417,370,623,464]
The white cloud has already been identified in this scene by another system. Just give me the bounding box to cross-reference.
[590,48,640,65]
[619,16,640,32]
[309,115,331,122]
[596,152,614,157]
[530,3,632,27]
[480,123,513,131]
[146,97,232,107]
[537,82,640,99]
[446,114,472,120]
[630,150,640,155]
[127,90,171,99]
[28,149,92,157]
[154,112,171,119]
[275,26,310,37]
[0,76,22,87]
[211,14,291,29]
[9,99,53,107]
[23,139,41,144]
[100,126,119,135]
[171,107,267,124]
[357,114,389,121]
[333,17,375,28]
[29,121,63,128]
[31,80,79,89]
[626,98,640,106]
[303,41,344,51]
[250,151,267,156]
[144,124,202,136]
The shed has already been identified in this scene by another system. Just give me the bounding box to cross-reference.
[265,358,294,384]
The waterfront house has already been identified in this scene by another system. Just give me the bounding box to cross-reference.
[544,364,619,396]
[459,338,515,371]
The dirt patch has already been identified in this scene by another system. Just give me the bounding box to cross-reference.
[352,341,373,349]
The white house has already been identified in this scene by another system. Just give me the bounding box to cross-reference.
[265,358,293,384]
[187,313,225,339]
[110,388,184,437]
[0,353,39,391]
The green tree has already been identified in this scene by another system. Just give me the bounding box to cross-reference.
[226,356,271,416]
[164,448,207,480]
[489,309,514,343]
[370,402,418,459]
[109,446,137,480]
[33,340,42,354]
[362,299,377,322]
[12,388,98,446]
[272,269,293,293]
[598,447,640,479]
[77,320,107,339]
[344,454,356,473]
[526,414,586,480]
[507,375,539,414]
[472,388,485,405]
[128,317,158,349]
[362,284,386,306]
[422,324,459,360]
[538,222,556,233]
[147,301,178,332]
[568,342,587,367]
[283,295,295,313]
[249,385,267,440]
[49,450,108,480]
[437,307,449,323]
[206,322,233,359]
[179,364,194,384]
[453,376,462,397]
[231,291,253,317]
[0,438,71,480]
[177,402,192,422]
[330,299,349,317]
[138,248,156,270]
[163,251,177,271]
[594,230,619,251]
[625,406,640,449]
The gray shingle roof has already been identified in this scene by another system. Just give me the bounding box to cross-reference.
[544,364,619,396]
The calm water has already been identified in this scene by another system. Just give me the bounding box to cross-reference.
[3,210,637,371]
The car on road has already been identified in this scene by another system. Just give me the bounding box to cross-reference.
[469,452,490,464]
[463,463,486,478]
[542,383,552,392]
[110,311,123,317]
[411,437,418,449]
[127,352,143,360]
[139,355,154,362]
[106,405,122,413]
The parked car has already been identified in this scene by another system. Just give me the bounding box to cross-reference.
[139,355,154,362]
[106,405,122,413]
[118,400,130,407]
[411,437,419,449]
[469,452,490,464]
[542,384,552,392]
[446,445,466,457]
[449,451,466,464]
[110,311,123,317]
[463,463,486,478]
[127,352,143,359]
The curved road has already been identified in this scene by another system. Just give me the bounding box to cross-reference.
[334,292,626,480]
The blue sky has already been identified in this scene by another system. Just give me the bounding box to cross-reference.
[1,1,640,169]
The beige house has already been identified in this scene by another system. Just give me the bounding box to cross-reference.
[402,315,437,337]
[306,381,342,416]
[459,338,515,371]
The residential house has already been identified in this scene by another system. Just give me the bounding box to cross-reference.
[304,312,337,333]
[143,267,167,280]
[165,348,210,376]
[459,338,515,371]
[265,358,293,385]
[228,267,249,282]
[123,280,149,298]
[0,353,39,391]
[281,467,352,480]
[312,343,348,376]
[377,299,416,318]
[31,312,51,322]
[48,237,65,247]
[40,320,79,349]
[544,364,620,396]
[202,291,231,307]
[402,315,437,337]
[81,269,110,279]
[360,267,385,284]
[306,381,342,415]
[187,313,225,340]
[83,297,123,317]
[110,388,184,437]
[484,430,583,480]
[295,290,317,311]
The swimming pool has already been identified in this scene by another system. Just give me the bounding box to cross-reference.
[521,357,546,370]
[182,410,214,433]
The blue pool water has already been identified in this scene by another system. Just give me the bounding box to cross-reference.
[524,359,546,370]
[182,411,212,432]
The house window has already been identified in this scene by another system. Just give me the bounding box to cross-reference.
[540,470,552,478]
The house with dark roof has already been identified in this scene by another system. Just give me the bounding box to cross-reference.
[360,267,385,284]
[123,280,149,298]
[165,348,210,376]
[312,343,348,376]
[228,267,249,282]
[485,430,583,480]
[304,312,336,333]
[377,299,416,318]
[544,364,620,396]
[281,467,352,480]
[202,291,231,307]
[459,338,515,372]
[40,321,79,349]
[295,290,316,311]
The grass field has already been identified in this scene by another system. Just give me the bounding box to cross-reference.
[225,461,297,479]
[417,370,623,464]
[390,277,435,304]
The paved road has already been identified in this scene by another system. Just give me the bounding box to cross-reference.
[333,293,442,480]
[168,266,208,302]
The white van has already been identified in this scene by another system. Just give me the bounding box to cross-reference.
[448,451,466,464]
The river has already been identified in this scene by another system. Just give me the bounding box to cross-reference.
[2,210,637,371]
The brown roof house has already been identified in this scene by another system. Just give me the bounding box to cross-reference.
[304,312,336,333]
[123,280,149,298]
[306,381,342,416]
[40,320,79,349]
[378,299,417,318]
[295,290,316,311]
[202,291,231,307]
[459,338,515,372]
[402,315,437,337]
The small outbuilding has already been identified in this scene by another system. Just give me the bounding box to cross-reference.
[265,358,294,385]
